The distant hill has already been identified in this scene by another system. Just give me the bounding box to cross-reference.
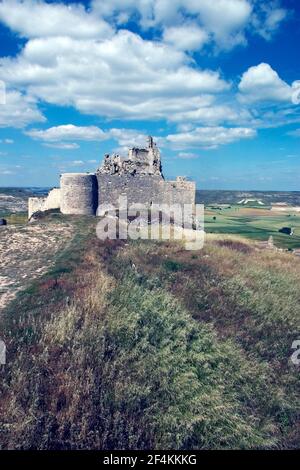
[197,190,300,206]
[0,187,50,198]
[0,187,51,216]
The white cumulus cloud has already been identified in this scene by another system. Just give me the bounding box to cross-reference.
[0,90,45,128]
[167,126,256,149]
[92,0,288,49]
[238,63,296,103]
[25,124,155,150]
[93,0,252,44]
[0,0,113,39]
[26,125,107,142]
[163,23,209,51]
[0,31,229,121]
[0,0,294,136]
[251,1,288,40]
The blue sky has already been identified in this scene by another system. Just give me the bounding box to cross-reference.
[0,0,299,190]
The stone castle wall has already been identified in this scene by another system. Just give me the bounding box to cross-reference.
[28,175,195,218]
[164,178,196,206]
[97,175,195,212]
[98,174,164,209]
[28,188,61,219]
[27,139,196,219]
[60,173,98,215]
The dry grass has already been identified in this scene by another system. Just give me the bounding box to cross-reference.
[0,225,299,449]
[0,223,73,311]
[236,208,274,216]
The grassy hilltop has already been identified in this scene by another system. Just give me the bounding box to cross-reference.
[0,214,299,449]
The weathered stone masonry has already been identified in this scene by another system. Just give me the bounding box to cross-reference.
[28,137,196,219]
[28,188,61,219]
[60,173,98,215]
[97,175,195,209]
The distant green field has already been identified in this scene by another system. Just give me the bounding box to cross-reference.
[205,205,300,249]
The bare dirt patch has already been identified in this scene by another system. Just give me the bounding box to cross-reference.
[0,223,73,311]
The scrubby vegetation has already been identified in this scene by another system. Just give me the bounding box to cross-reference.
[0,219,299,449]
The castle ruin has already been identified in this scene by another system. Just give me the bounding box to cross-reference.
[28,137,196,219]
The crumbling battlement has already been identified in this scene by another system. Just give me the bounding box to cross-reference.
[97,136,162,177]
[28,137,196,219]
[28,188,61,219]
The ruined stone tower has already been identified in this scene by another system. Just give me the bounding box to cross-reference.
[28,137,196,218]
[99,136,162,177]
[60,173,98,215]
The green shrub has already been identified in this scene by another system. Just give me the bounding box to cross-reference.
[163,260,184,272]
